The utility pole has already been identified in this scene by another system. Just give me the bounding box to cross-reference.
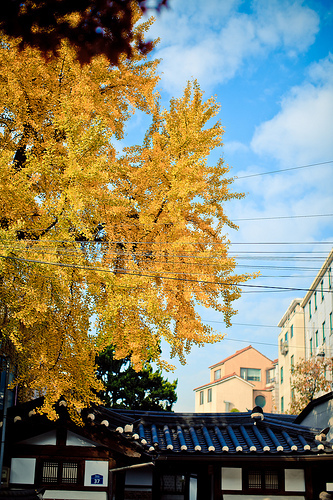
[0,356,10,489]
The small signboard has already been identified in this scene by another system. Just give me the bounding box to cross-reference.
[84,460,108,487]
[91,473,104,485]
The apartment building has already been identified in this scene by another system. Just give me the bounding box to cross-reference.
[193,345,277,413]
[302,248,333,361]
[277,298,305,413]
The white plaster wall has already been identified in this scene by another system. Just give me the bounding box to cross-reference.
[10,458,36,484]
[84,460,108,487]
[44,492,107,499]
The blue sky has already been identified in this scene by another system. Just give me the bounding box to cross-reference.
[129,0,333,411]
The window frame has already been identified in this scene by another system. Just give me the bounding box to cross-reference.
[240,368,261,382]
[199,390,204,405]
[39,460,81,485]
[242,467,284,494]
[214,369,221,380]
[207,388,212,403]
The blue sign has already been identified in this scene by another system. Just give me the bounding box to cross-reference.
[91,473,104,485]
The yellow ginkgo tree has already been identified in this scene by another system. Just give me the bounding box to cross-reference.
[0,18,254,419]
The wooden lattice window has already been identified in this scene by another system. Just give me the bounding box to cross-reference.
[161,474,185,494]
[247,470,279,490]
[42,461,58,483]
[41,461,78,484]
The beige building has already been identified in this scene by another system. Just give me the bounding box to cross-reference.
[193,345,277,413]
[302,248,333,361]
[277,298,305,413]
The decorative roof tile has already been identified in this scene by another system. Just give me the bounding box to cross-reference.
[103,409,333,456]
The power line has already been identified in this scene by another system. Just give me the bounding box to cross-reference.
[235,160,333,180]
[1,237,333,247]
[233,213,333,221]
[1,254,332,294]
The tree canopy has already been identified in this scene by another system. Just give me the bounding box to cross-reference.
[0,18,254,420]
[0,0,167,65]
[96,346,177,411]
[289,357,333,414]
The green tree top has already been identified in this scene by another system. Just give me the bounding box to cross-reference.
[96,346,177,411]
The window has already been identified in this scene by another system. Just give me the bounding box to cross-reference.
[321,280,324,301]
[314,291,317,310]
[291,388,294,400]
[280,366,283,384]
[290,324,293,338]
[323,321,326,343]
[240,368,261,381]
[310,337,313,355]
[309,300,312,319]
[281,396,284,412]
[284,331,288,342]
[199,391,204,405]
[266,368,275,384]
[315,330,319,348]
[207,388,212,403]
[290,355,294,372]
[161,474,185,496]
[330,312,332,335]
[246,470,279,491]
[329,267,332,289]
[41,461,78,484]
[255,395,266,408]
[214,369,221,380]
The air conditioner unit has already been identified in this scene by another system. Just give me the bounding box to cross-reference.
[280,342,288,355]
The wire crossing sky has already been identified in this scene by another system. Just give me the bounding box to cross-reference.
[132,0,333,411]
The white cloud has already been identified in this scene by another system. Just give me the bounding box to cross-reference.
[223,140,249,155]
[254,0,319,51]
[147,0,320,94]
[251,54,333,165]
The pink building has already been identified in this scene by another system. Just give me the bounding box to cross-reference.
[193,345,277,413]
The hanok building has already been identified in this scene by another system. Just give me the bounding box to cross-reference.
[2,397,333,500]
